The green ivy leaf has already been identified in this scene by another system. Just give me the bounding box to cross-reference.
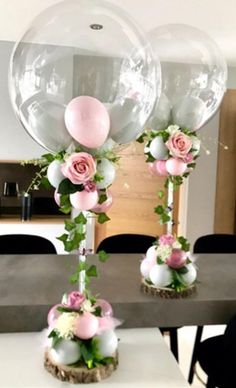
[41,176,52,189]
[57,233,68,242]
[86,265,98,277]
[177,266,189,275]
[98,194,107,205]
[70,272,80,284]
[58,179,83,195]
[74,213,87,225]
[64,220,75,231]
[160,213,171,224]
[146,154,156,163]
[97,213,110,224]
[42,153,54,163]
[157,190,165,199]
[98,250,109,262]
[157,257,164,264]
[154,205,164,215]
[94,173,104,183]
[93,306,102,317]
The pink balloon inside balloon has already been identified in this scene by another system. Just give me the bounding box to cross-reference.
[73,312,99,339]
[91,190,113,213]
[95,299,113,317]
[155,160,168,176]
[47,304,62,327]
[166,158,187,176]
[70,190,99,211]
[64,96,110,149]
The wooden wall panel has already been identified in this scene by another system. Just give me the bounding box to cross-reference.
[214,89,236,233]
[95,142,179,249]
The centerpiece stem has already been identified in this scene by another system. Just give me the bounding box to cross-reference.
[167,180,174,235]
[79,219,87,294]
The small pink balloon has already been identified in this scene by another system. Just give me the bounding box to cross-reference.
[47,304,62,327]
[147,162,156,175]
[54,189,61,206]
[64,96,110,149]
[140,258,154,277]
[155,160,168,176]
[96,316,122,335]
[91,190,113,213]
[70,190,99,211]
[73,312,99,339]
[166,158,187,176]
[95,299,113,317]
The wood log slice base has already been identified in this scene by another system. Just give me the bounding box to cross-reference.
[141,279,197,299]
[44,349,118,384]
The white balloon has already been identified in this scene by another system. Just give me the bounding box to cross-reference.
[181,263,197,286]
[149,264,172,287]
[149,93,171,130]
[50,339,81,365]
[95,330,118,358]
[96,159,116,189]
[109,98,142,144]
[146,245,157,262]
[149,136,168,160]
[140,258,153,278]
[172,96,206,130]
[47,160,65,188]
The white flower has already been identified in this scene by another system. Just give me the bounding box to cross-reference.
[172,240,182,249]
[80,299,95,313]
[55,312,77,340]
[166,125,180,134]
[156,245,172,261]
[191,136,201,156]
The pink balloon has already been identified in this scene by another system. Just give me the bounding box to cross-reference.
[166,158,187,176]
[70,190,99,211]
[155,160,168,176]
[95,299,113,317]
[91,190,113,213]
[64,96,110,149]
[73,312,99,339]
[166,249,187,269]
[47,304,62,327]
[54,189,61,206]
[147,162,156,175]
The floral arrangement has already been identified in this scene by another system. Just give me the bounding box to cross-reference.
[140,234,197,292]
[137,125,200,294]
[46,291,120,370]
[138,124,201,186]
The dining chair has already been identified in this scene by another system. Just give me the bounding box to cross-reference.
[197,313,236,388]
[0,234,57,254]
[188,233,236,384]
[96,233,180,361]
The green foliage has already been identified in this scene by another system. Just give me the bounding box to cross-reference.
[177,236,190,252]
[58,179,83,195]
[97,213,110,224]
[98,250,109,262]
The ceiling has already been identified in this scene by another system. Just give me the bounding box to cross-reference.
[1,0,236,66]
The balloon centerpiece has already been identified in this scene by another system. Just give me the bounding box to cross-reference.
[138,23,227,298]
[9,0,160,383]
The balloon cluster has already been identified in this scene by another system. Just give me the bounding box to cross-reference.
[143,124,200,181]
[140,234,197,291]
[47,291,121,368]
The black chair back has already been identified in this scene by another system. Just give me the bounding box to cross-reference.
[194,233,236,254]
[96,233,156,254]
[0,234,57,254]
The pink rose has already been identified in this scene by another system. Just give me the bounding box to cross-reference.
[166,249,187,269]
[61,152,96,184]
[166,131,192,159]
[159,234,175,246]
[84,181,97,192]
[67,291,85,309]
[183,153,194,163]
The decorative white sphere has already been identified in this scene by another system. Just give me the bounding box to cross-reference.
[181,263,197,286]
[47,160,65,188]
[140,258,154,278]
[172,96,206,131]
[149,136,169,160]
[95,329,118,357]
[146,245,157,264]
[50,339,81,365]
[96,159,116,189]
[149,264,172,287]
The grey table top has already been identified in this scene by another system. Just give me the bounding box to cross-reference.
[1,253,236,332]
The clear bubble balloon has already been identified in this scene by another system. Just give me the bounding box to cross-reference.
[148,24,227,131]
[9,0,160,153]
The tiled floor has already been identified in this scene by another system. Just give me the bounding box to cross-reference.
[164,324,225,387]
